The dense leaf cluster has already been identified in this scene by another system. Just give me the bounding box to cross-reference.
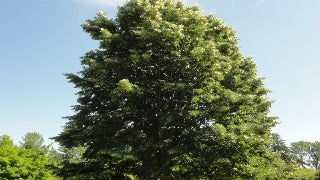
[55,0,289,179]
[0,135,54,180]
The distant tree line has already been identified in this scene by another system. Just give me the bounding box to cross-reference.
[2,131,320,179]
[271,133,320,179]
[0,132,55,179]
[0,132,84,179]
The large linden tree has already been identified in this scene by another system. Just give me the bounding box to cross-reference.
[56,0,288,179]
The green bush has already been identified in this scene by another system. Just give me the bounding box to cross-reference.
[0,135,54,179]
[291,168,317,180]
[314,171,320,180]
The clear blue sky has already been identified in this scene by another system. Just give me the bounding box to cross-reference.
[1,0,320,146]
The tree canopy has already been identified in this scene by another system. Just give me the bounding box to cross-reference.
[20,132,46,150]
[290,141,320,170]
[0,135,54,180]
[55,0,288,179]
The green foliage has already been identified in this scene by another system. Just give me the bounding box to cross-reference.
[56,146,87,178]
[290,141,320,170]
[315,171,320,180]
[20,132,46,150]
[0,135,54,180]
[309,142,320,170]
[291,168,317,180]
[55,0,289,179]
[271,133,296,166]
[291,141,311,168]
[269,133,296,175]
[288,141,320,179]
